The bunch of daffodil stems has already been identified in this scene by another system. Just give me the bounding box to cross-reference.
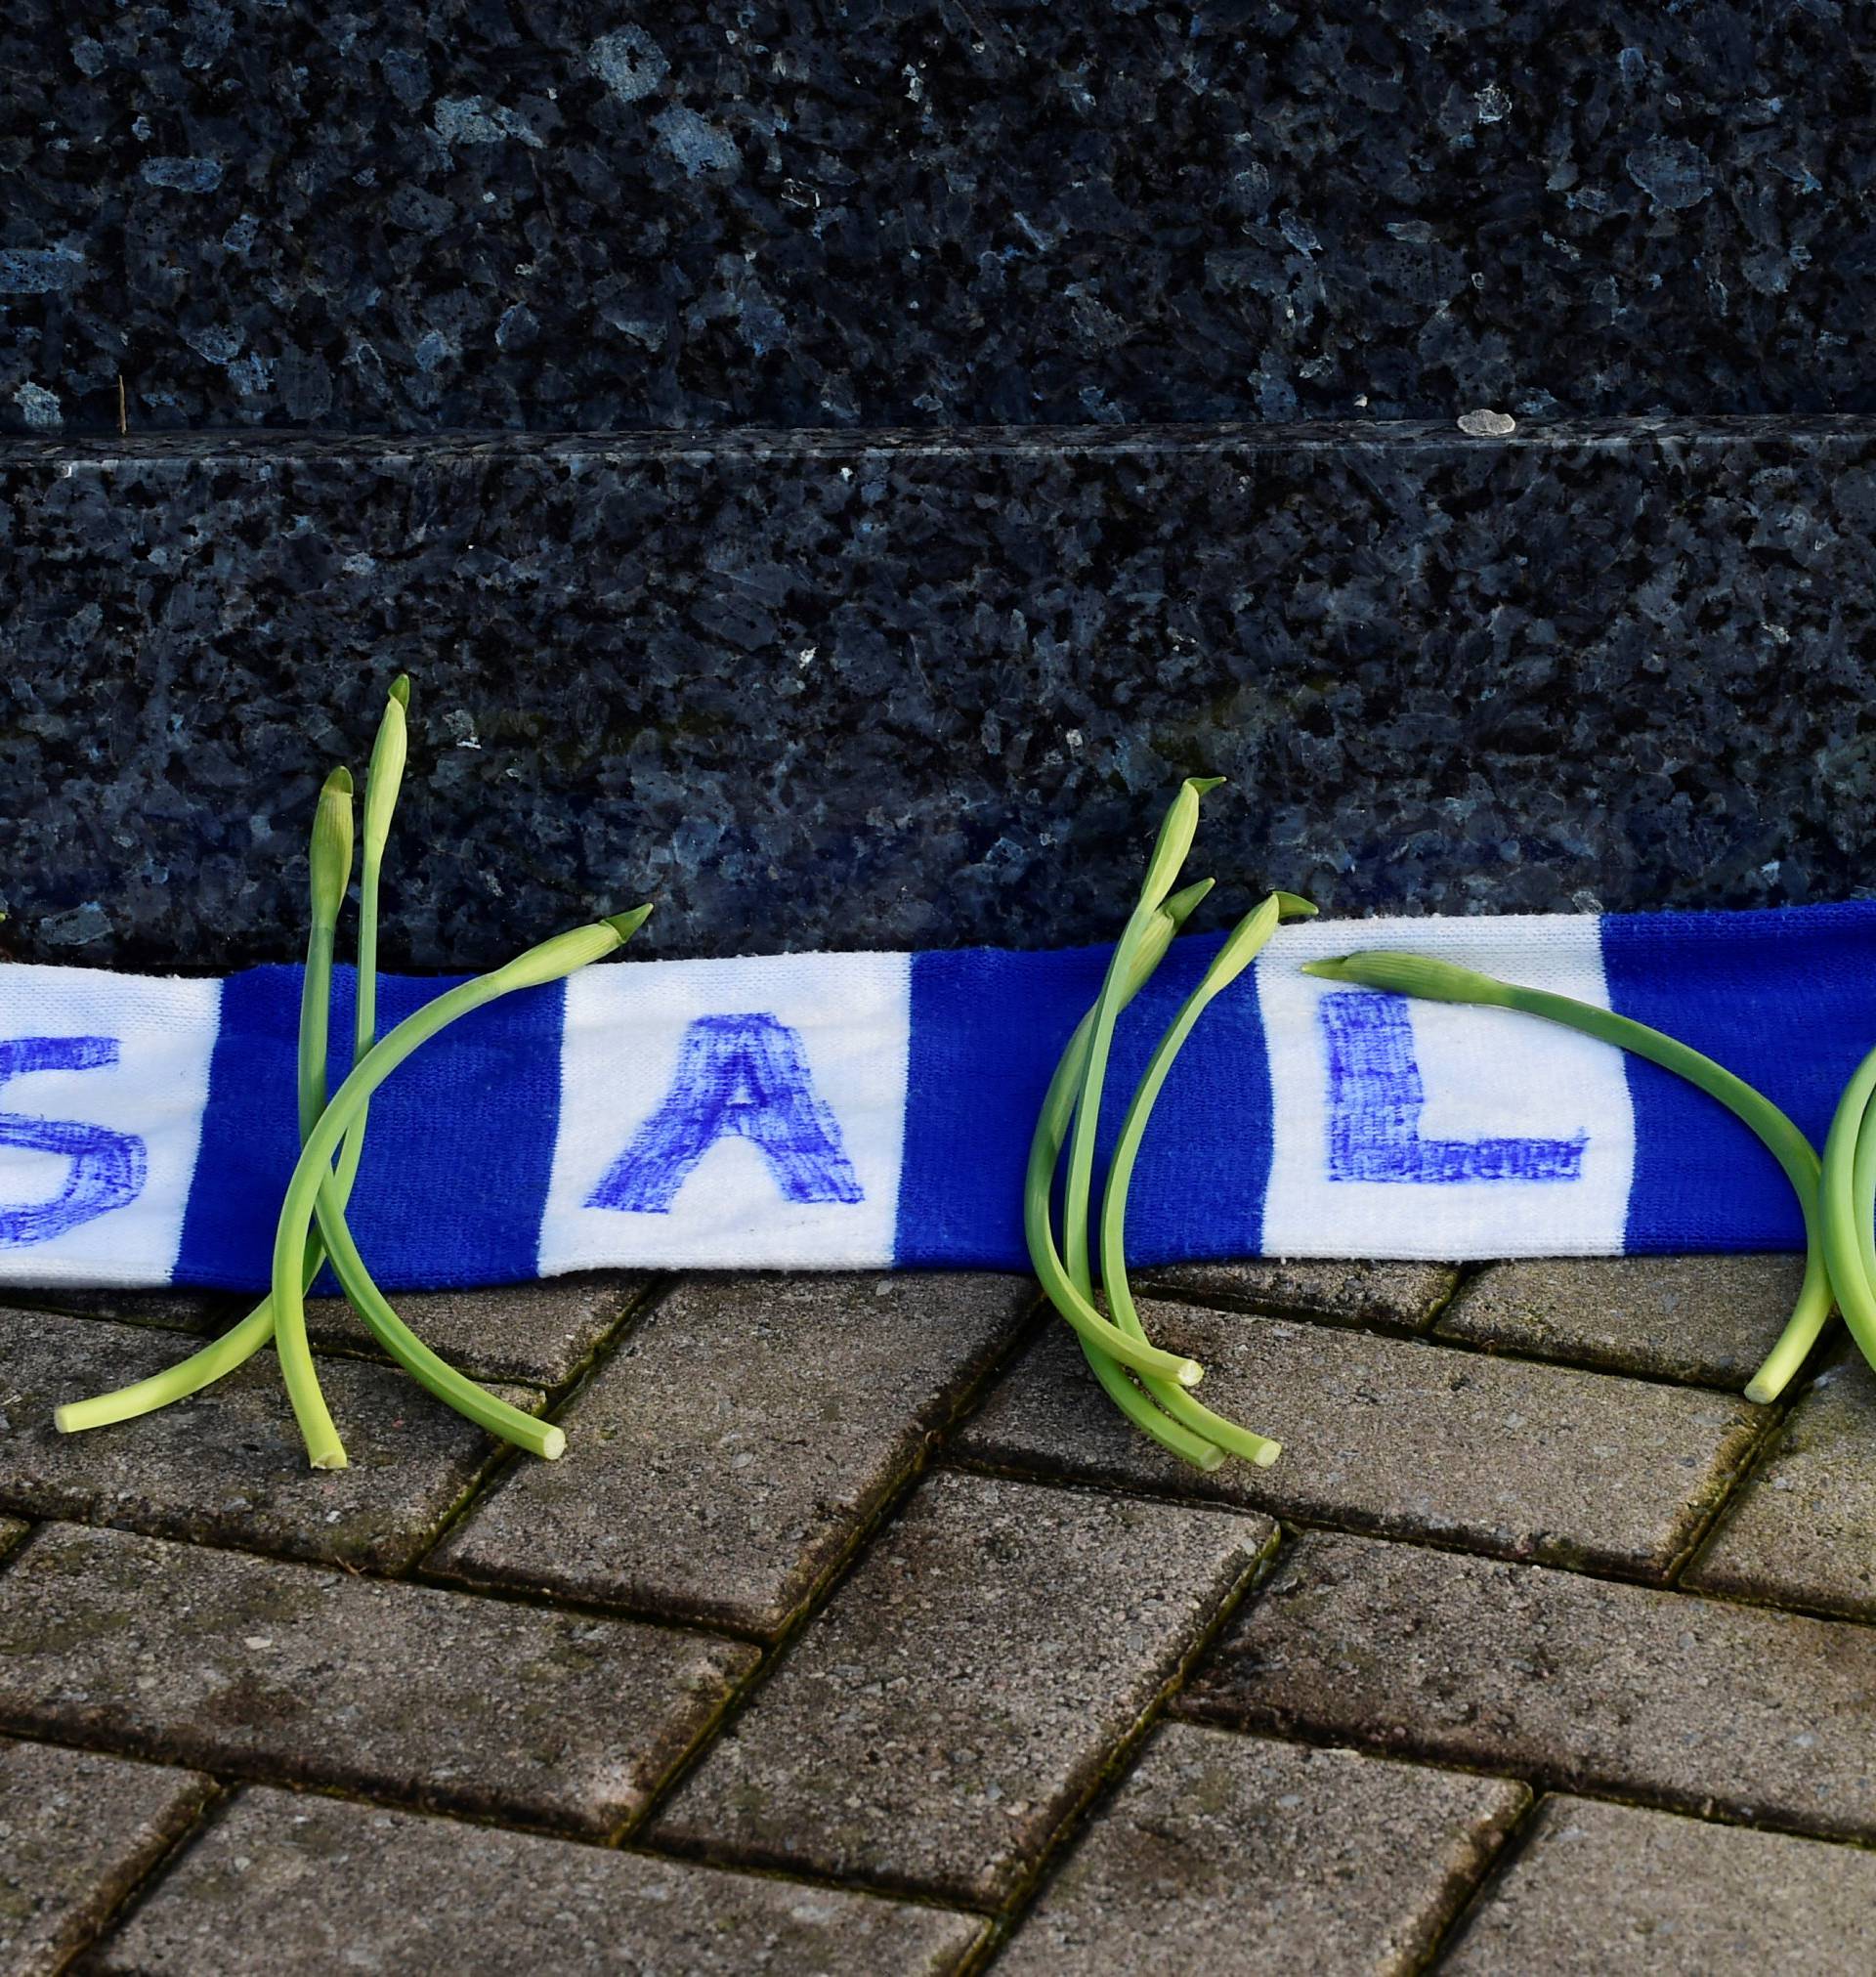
[1033,783,1871,1470]
[56,678,653,1471]
[1025,775,1312,1471]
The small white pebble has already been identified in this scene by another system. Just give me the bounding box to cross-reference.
[1458,408,1517,436]
[242,1636,273,1651]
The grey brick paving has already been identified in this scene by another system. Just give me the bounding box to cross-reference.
[0,1306,544,1570]
[1443,1794,1876,1974]
[1176,1528,1876,1839]
[1134,1259,1459,1333]
[303,1270,651,1387]
[651,1468,1273,1907]
[1435,1255,1806,1387]
[9,1255,1871,1965]
[1684,1347,1876,1618]
[0,1739,212,1976]
[6,1288,246,1335]
[999,1723,1526,1976]
[429,1273,1033,1635]
[959,1300,1761,1578]
[96,1785,985,1976]
[0,1523,757,1836]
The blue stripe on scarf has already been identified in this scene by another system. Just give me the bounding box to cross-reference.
[1602,900,1876,1253]
[893,931,1277,1269]
[174,965,564,1292]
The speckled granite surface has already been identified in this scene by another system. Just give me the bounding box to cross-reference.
[4,418,1870,971]
[0,2,1862,435]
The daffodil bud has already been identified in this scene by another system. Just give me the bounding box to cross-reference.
[362,680,408,861]
[1126,879,1214,995]
[1302,951,1513,1006]
[491,904,653,993]
[309,767,355,929]
[1137,775,1225,912]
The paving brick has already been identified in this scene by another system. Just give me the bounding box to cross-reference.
[97,1786,983,1977]
[1685,1348,1876,1618]
[1443,1794,1876,1974]
[0,1523,757,1836]
[429,1273,1033,1636]
[0,1739,212,1975]
[7,1288,245,1335]
[1133,1260,1459,1334]
[650,1468,1272,1907]
[0,1306,544,1571]
[1000,1723,1526,1976]
[1177,1529,1876,1839]
[1435,1256,1805,1386]
[304,1270,651,1387]
[958,1301,1761,1579]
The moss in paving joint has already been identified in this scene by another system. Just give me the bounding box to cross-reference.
[1663,1369,1810,1586]
[617,1370,1052,1836]
[1407,1784,1545,1977]
[67,1771,229,1970]
[974,1516,1285,1949]
[406,1277,681,1577]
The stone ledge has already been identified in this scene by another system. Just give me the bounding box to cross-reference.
[8,421,1876,970]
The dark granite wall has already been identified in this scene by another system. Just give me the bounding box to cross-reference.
[1,1,1865,435]
[5,421,1873,971]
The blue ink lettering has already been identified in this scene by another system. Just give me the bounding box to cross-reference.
[1319,992,1586,1183]
[0,1037,148,1244]
[587,1012,863,1214]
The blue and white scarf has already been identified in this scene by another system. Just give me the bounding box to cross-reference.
[1,902,1864,1292]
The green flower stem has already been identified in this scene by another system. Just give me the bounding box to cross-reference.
[1301,951,1832,1403]
[268,767,359,1469]
[299,684,560,1457]
[1097,893,1317,1470]
[1817,1045,1876,1378]
[312,1190,565,1459]
[338,674,408,1203]
[1026,886,1225,1469]
[57,761,365,1438]
[1061,776,1222,1301]
[270,910,652,1469]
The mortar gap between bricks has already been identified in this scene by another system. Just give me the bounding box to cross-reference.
[404,1271,683,1567]
[1163,1698,1876,1851]
[620,1832,1001,1924]
[1407,1781,1547,1974]
[975,1522,1289,1952]
[1128,1281,1455,1343]
[414,1287,1042,1640]
[1663,1359,1815,1586]
[935,1454,1713,1593]
[619,1407,1029,1837]
[75,1774,234,1971]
